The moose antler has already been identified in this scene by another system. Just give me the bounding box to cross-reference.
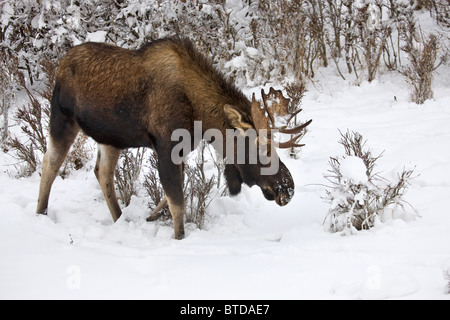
[251,87,312,149]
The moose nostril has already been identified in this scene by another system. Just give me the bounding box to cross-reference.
[261,186,276,201]
[277,193,289,206]
[261,185,294,206]
[275,185,294,206]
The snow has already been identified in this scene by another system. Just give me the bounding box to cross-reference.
[338,156,368,185]
[85,31,108,43]
[225,53,247,70]
[1,65,450,300]
[1,2,14,28]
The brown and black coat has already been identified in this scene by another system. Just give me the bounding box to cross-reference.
[36,36,307,239]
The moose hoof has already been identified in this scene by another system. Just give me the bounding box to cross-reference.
[146,211,164,222]
[174,230,185,240]
[36,208,48,215]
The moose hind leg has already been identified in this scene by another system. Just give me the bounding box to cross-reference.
[95,144,122,222]
[36,130,80,215]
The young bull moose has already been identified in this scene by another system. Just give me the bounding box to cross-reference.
[36,36,311,239]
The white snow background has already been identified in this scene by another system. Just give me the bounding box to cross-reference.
[2,64,449,300]
[1,8,450,300]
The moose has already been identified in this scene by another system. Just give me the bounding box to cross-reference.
[36,36,311,239]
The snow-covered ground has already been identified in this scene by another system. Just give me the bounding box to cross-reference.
[1,63,450,299]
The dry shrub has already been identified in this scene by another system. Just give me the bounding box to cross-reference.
[400,23,447,104]
[143,151,168,220]
[114,148,146,207]
[284,80,308,159]
[60,133,92,178]
[417,0,450,27]
[1,49,23,143]
[184,141,216,229]
[256,0,319,80]
[5,58,91,177]
[354,3,390,82]
[4,77,50,176]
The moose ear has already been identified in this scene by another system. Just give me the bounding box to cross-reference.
[224,104,253,130]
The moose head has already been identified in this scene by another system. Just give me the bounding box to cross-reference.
[223,87,312,206]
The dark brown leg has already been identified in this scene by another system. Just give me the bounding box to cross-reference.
[157,152,185,240]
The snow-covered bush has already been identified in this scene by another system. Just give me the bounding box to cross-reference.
[1,0,446,89]
[323,130,415,234]
[0,0,249,84]
[445,268,450,295]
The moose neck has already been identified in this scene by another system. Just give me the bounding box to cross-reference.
[186,77,250,133]
[172,41,251,135]
[185,76,251,159]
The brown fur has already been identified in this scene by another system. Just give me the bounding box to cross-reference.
[37,36,296,240]
[55,38,250,145]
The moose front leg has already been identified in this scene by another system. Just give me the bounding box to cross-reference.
[157,154,185,240]
[167,194,185,240]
